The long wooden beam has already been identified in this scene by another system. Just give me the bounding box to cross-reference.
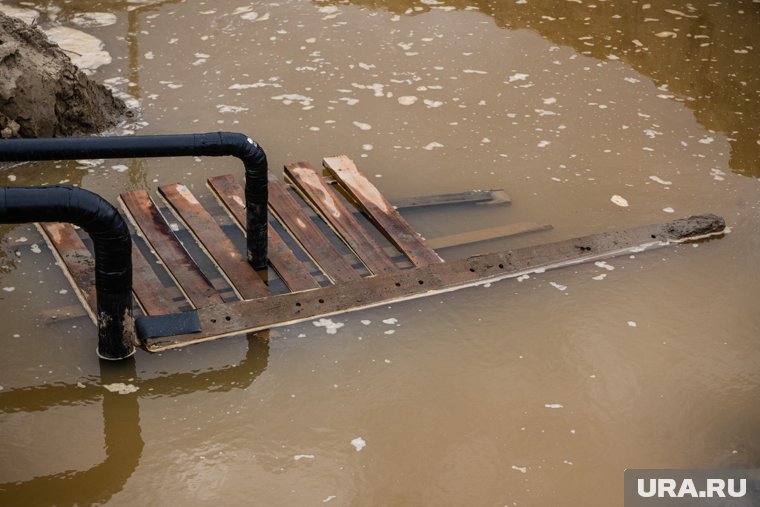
[142,214,725,351]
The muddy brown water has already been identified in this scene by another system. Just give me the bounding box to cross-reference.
[1,0,759,505]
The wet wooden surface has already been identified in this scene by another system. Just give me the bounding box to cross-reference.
[391,189,511,209]
[159,183,269,300]
[207,174,320,292]
[426,222,554,250]
[38,222,97,318]
[267,175,361,283]
[131,242,188,316]
[323,155,443,267]
[120,190,223,308]
[285,161,397,275]
[144,214,725,350]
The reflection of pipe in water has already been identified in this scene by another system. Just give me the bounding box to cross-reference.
[0,333,269,504]
[0,360,143,506]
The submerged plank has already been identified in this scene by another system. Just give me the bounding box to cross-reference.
[120,190,223,308]
[207,175,320,292]
[426,223,553,250]
[323,155,443,267]
[38,222,97,320]
[392,189,511,209]
[159,183,269,300]
[285,161,397,275]
[142,214,725,351]
[267,175,361,283]
[131,245,188,315]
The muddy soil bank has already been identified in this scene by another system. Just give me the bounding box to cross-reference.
[0,12,125,139]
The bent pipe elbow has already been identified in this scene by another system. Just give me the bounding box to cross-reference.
[0,186,135,360]
[0,131,269,269]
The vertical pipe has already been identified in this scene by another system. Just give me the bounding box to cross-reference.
[0,186,135,359]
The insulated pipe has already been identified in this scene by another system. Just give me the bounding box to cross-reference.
[0,132,269,268]
[0,186,135,360]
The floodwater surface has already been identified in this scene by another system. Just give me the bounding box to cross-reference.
[1,0,759,505]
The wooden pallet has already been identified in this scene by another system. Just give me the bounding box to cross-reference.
[40,156,554,350]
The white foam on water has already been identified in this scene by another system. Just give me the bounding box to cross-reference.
[71,12,117,27]
[398,96,418,105]
[382,318,398,325]
[217,105,249,113]
[545,403,563,409]
[44,26,112,74]
[507,73,529,83]
[423,141,444,150]
[103,383,139,394]
[610,195,629,207]
[313,318,344,334]
[294,454,315,461]
[229,81,281,89]
[0,5,39,24]
[272,94,313,108]
[550,282,567,291]
[352,121,372,130]
[351,437,366,451]
[512,465,528,473]
[648,175,672,185]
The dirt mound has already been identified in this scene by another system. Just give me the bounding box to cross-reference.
[0,12,126,139]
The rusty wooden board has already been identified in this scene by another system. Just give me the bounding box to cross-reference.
[323,177,511,209]
[267,175,361,283]
[391,189,511,209]
[142,214,725,351]
[426,223,554,250]
[131,244,188,316]
[207,174,320,292]
[322,155,443,267]
[38,222,97,321]
[285,161,397,275]
[159,183,269,300]
[120,190,223,308]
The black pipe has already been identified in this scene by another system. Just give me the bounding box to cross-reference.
[0,186,135,360]
[0,131,269,268]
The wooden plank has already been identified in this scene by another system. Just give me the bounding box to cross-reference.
[324,177,511,209]
[131,245,187,315]
[143,213,726,351]
[120,190,223,308]
[207,174,320,292]
[426,223,553,250]
[267,175,361,283]
[285,161,397,275]
[392,189,511,209]
[159,183,269,300]
[38,223,97,320]
[323,155,443,267]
